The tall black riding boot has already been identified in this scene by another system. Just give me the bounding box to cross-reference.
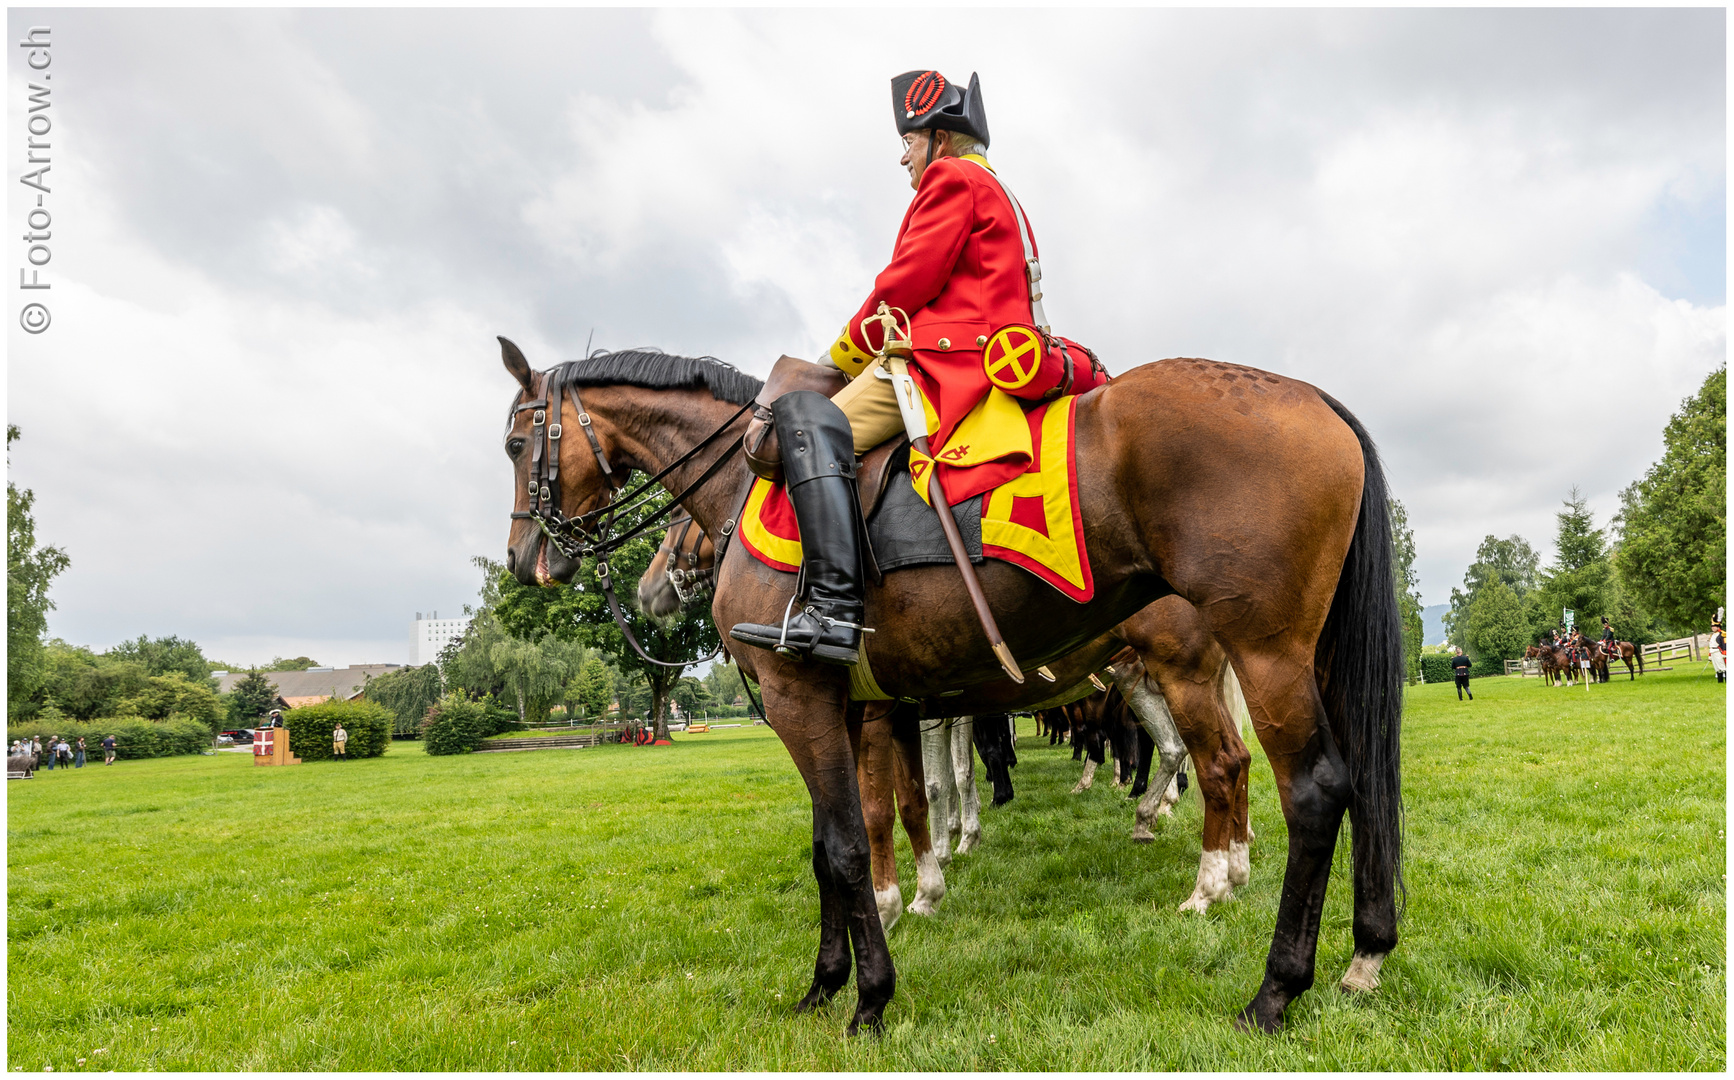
[729,391,869,666]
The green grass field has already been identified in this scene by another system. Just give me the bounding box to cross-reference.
[8,666,1725,1070]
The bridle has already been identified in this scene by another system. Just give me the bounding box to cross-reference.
[507,365,752,564]
[506,364,753,667]
[657,510,715,607]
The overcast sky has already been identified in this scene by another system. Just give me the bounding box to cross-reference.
[6,8,1724,668]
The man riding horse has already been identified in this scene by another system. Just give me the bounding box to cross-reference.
[730,70,1053,667]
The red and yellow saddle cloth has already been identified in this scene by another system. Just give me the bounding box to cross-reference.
[737,391,1094,602]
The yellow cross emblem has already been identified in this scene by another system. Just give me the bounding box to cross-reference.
[983,326,1044,391]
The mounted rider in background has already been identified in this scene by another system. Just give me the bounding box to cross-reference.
[731,69,1059,667]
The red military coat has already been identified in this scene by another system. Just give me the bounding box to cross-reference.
[830,154,1039,498]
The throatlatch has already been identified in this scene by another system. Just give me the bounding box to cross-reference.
[728,391,871,666]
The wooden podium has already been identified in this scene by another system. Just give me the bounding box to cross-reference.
[252,727,301,766]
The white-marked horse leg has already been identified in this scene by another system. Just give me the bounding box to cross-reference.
[1339,950,1388,992]
[1109,661,1187,842]
[920,719,955,868]
[875,883,903,932]
[1178,848,1235,913]
[907,847,946,916]
[1071,758,1098,793]
[951,718,982,855]
[1155,773,1181,818]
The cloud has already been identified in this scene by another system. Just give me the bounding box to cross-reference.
[5,7,1722,664]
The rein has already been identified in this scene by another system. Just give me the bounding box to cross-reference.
[508,367,752,669]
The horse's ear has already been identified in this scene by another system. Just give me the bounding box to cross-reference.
[499,336,535,392]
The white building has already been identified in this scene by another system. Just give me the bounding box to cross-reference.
[410,611,473,666]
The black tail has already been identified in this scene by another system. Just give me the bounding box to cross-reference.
[1315,392,1405,912]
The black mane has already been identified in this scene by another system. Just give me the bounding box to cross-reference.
[553,348,763,406]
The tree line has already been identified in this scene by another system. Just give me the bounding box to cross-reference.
[1442,367,1725,662]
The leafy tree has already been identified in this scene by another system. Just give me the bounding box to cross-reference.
[488,633,577,726]
[1389,500,1425,683]
[574,654,613,720]
[1527,488,1616,640]
[1460,579,1530,661]
[1445,534,1542,650]
[1614,366,1726,631]
[7,426,71,718]
[265,655,320,672]
[438,607,509,701]
[670,675,712,716]
[226,669,280,727]
[105,635,218,687]
[492,510,722,741]
[115,671,225,729]
[365,663,444,736]
[53,659,152,721]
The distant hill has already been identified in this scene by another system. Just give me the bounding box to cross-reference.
[1423,604,1449,646]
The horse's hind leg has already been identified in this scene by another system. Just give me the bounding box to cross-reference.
[1340,802,1397,992]
[852,709,903,932]
[1229,661,1352,1033]
[921,719,957,867]
[889,710,946,916]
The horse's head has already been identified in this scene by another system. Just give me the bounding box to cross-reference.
[497,336,764,590]
[499,337,619,588]
[636,513,716,618]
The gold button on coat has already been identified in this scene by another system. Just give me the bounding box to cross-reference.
[976,335,988,346]
[937,337,951,350]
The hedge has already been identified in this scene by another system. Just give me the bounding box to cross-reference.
[282,699,393,761]
[1420,654,1507,683]
[6,716,213,760]
[421,695,500,755]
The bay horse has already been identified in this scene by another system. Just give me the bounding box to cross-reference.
[1605,640,1643,680]
[499,341,1404,1034]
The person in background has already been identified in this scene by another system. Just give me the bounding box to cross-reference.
[55,738,72,769]
[1450,646,1473,701]
[44,735,57,770]
[1711,620,1726,684]
[74,736,86,768]
[269,709,285,728]
[332,722,349,762]
[102,733,117,765]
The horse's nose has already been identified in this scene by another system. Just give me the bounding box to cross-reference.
[506,548,517,573]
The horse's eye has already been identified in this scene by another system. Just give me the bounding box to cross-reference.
[507,438,526,457]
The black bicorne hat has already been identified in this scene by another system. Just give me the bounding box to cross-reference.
[891,69,989,148]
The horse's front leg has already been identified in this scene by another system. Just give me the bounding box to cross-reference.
[851,704,904,932]
[763,668,895,1035]
[921,719,957,866]
[949,718,983,855]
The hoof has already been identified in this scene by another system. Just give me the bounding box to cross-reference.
[874,886,903,933]
[1177,893,1210,914]
[906,896,939,916]
[1339,951,1387,993]
[845,1009,885,1037]
[1234,1000,1283,1035]
[1131,834,1154,845]
[794,982,838,1014]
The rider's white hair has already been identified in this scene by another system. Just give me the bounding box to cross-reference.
[935,128,985,157]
